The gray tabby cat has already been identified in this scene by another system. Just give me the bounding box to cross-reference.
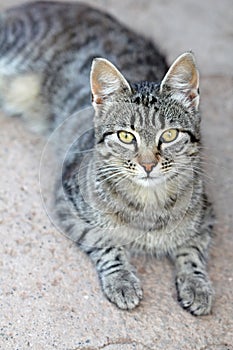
[0,1,214,315]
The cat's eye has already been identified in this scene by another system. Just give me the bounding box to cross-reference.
[117,130,135,144]
[160,129,178,143]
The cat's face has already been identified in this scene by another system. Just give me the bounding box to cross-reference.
[95,99,200,187]
[91,53,201,188]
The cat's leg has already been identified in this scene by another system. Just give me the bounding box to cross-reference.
[84,245,143,310]
[55,190,143,310]
[173,234,213,316]
[63,227,143,310]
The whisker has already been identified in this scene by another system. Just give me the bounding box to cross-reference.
[171,162,214,182]
[96,171,128,186]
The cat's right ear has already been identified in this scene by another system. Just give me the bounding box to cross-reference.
[90,58,132,110]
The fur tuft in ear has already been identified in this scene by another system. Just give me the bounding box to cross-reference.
[90,58,132,108]
[160,52,200,111]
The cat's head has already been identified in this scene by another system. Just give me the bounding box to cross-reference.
[90,53,201,188]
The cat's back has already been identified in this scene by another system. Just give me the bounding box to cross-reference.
[0,1,167,131]
[0,1,167,82]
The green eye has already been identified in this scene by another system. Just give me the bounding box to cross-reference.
[161,129,178,143]
[117,130,135,144]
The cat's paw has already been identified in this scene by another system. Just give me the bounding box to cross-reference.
[175,273,213,316]
[101,270,143,310]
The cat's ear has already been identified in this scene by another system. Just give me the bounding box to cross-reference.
[160,52,200,111]
[90,58,132,108]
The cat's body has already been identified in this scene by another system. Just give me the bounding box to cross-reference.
[0,1,166,131]
[1,1,214,315]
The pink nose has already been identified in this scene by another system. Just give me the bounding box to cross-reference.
[141,161,157,174]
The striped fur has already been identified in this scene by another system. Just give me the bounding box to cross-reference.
[1,1,214,315]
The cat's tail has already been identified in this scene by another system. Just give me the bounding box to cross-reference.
[0,4,53,133]
[0,2,66,133]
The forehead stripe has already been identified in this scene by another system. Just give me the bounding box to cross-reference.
[159,112,165,129]
[130,114,136,127]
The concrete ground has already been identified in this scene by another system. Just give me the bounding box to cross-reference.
[0,0,233,349]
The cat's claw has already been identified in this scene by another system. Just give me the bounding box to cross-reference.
[101,270,143,310]
[176,273,213,316]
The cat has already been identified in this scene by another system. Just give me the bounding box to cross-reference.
[0,1,214,315]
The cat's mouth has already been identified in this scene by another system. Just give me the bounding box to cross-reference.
[134,174,165,187]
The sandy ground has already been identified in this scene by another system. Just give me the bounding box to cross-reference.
[0,0,233,349]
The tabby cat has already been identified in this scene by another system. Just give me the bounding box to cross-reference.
[0,1,214,315]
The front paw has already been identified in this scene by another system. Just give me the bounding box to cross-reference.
[176,272,213,316]
[101,270,143,310]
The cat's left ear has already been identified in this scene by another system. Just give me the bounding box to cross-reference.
[90,58,132,109]
[160,52,200,111]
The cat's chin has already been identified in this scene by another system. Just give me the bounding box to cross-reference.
[134,176,165,187]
